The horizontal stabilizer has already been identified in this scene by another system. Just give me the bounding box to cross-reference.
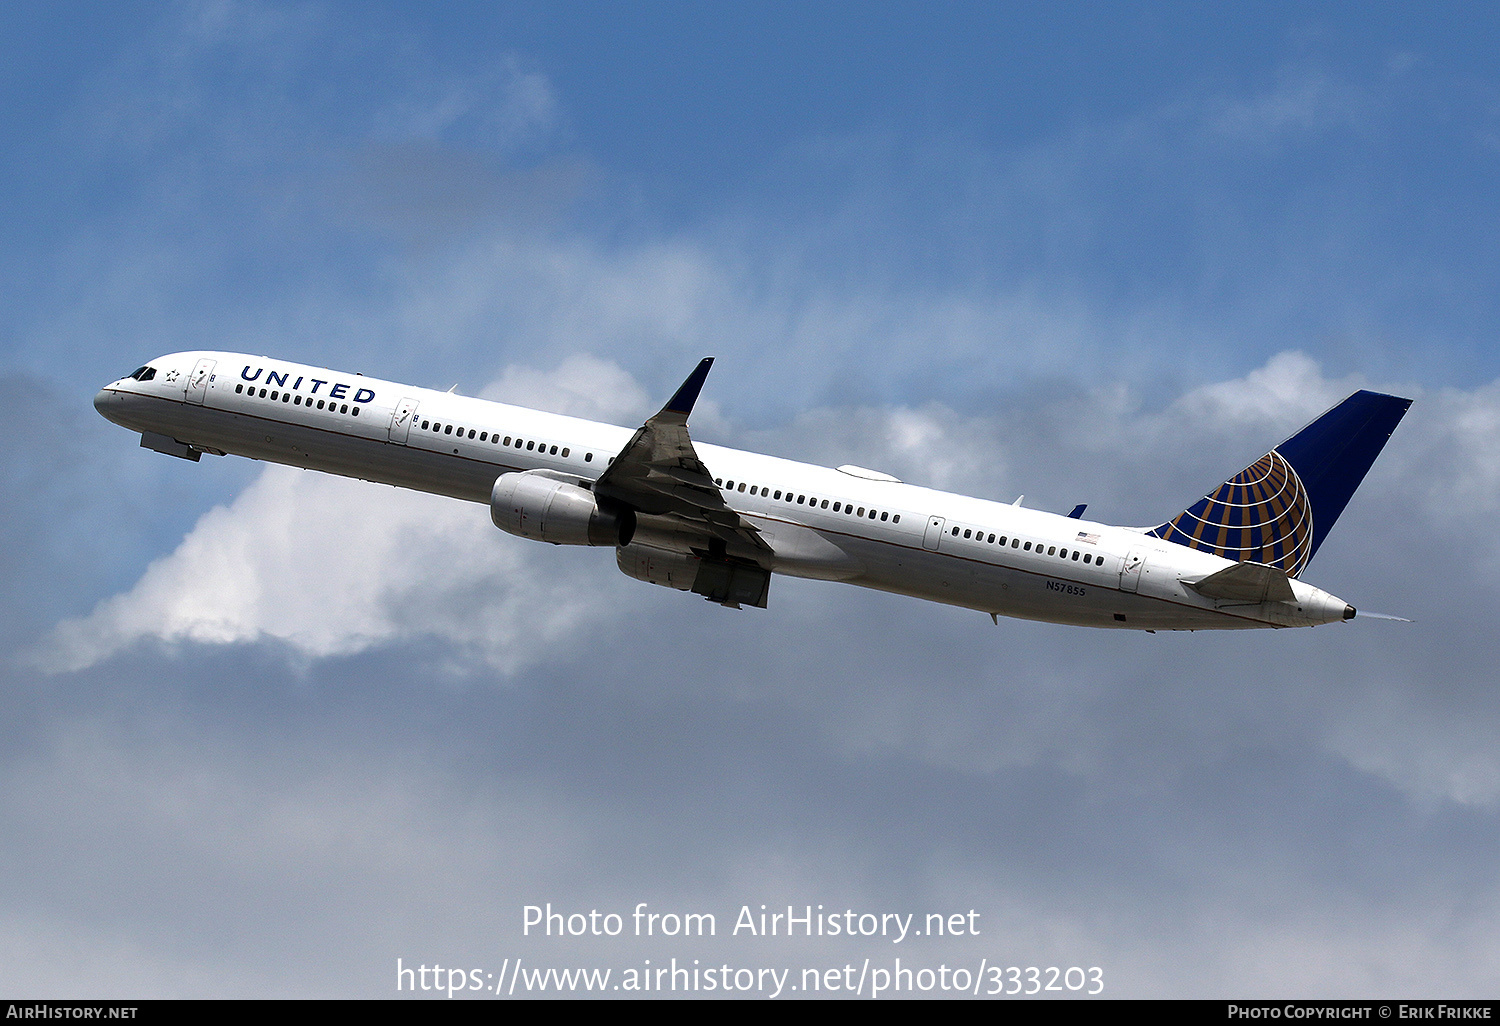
[1185,561,1296,604]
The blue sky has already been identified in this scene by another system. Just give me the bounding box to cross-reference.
[4,1,1500,998]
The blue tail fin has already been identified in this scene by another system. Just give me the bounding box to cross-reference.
[1148,390,1411,576]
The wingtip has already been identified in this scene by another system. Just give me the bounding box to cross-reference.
[662,357,714,417]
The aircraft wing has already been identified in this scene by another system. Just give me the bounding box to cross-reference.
[593,358,771,561]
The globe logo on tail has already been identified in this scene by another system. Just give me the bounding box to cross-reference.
[1149,450,1314,578]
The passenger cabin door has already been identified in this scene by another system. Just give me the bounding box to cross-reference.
[185,358,215,405]
[1119,548,1147,594]
[389,397,420,444]
[923,515,946,551]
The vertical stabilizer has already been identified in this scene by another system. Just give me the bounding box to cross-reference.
[1149,390,1411,576]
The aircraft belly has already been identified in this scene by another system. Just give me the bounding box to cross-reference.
[836,535,1268,630]
[119,395,506,504]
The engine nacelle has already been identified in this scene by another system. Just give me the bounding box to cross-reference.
[491,472,634,547]
[616,542,770,609]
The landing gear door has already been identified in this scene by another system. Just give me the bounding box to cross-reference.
[923,516,946,551]
[185,358,215,405]
[1120,547,1147,594]
[389,397,420,444]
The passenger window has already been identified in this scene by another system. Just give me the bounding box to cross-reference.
[774,490,782,499]
[585,453,592,462]
[823,499,830,508]
[341,404,348,414]
[318,400,325,409]
[480,432,487,441]
[964,529,972,539]
[1059,548,1067,558]
[952,526,959,536]
[550,445,558,455]
[235,384,243,394]
[562,448,569,457]
[1072,551,1080,561]
[352,407,359,416]
[986,533,994,543]
[445,425,453,435]
[1024,542,1032,551]
[282,393,290,403]
[725,480,733,489]
[527,441,535,450]
[740,483,747,493]
[1047,546,1056,556]
[892,515,900,523]
[858,507,866,517]
[270,391,279,401]
[1012,539,1019,548]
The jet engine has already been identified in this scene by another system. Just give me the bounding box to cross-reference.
[491,471,634,547]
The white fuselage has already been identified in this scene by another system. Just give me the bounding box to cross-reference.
[94,351,1355,631]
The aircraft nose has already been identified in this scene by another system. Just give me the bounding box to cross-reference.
[93,385,130,426]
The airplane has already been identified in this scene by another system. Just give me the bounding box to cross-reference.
[93,352,1411,631]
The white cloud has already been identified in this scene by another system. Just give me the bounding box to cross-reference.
[39,457,615,676]
[1173,350,1354,429]
[480,353,651,422]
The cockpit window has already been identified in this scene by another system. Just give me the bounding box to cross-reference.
[128,366,157,381]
